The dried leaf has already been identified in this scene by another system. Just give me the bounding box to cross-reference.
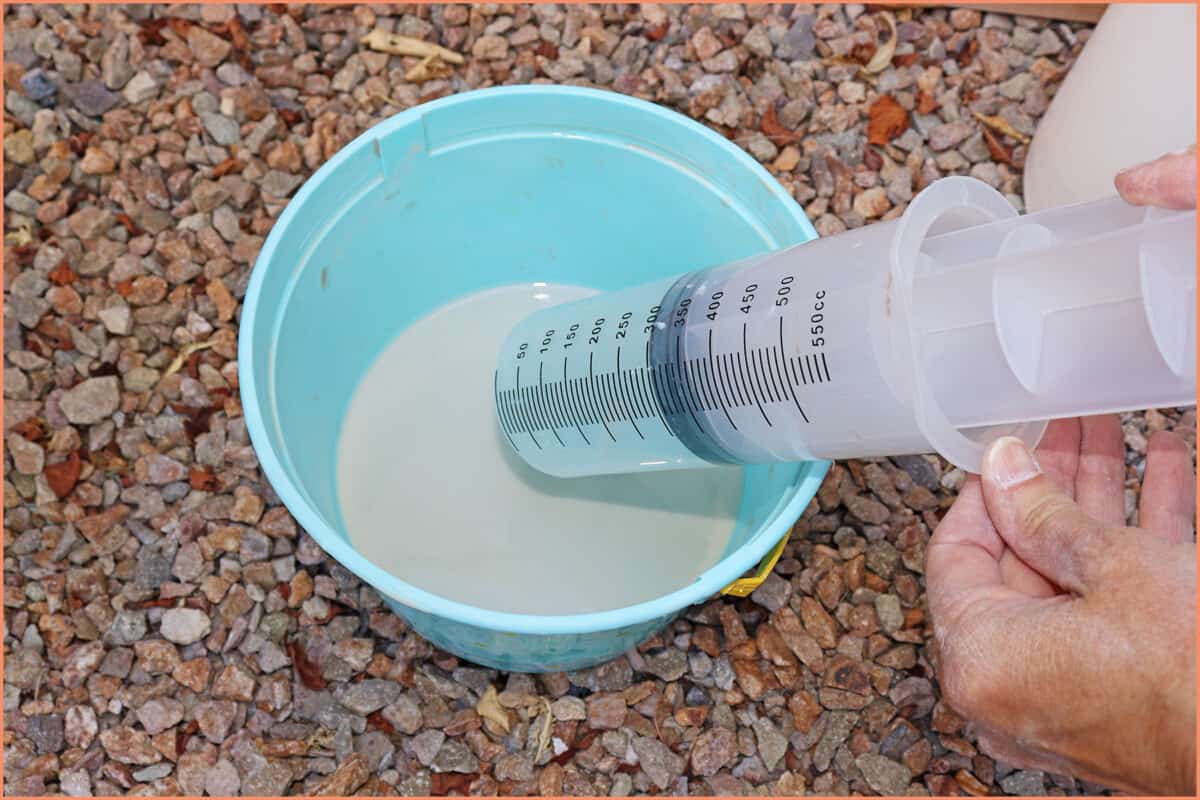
[367,711,394,735]
[360,29,464,64]
[45,452,82,498]
[535,698,553,758]
[36,318,74,350]
[849,40,878,66]
[981,127,1014,165]
[171,401,220,439]
[164,340,216,377]
[867,95,909,146]
[165,18,195,39]
[113,213,143,236]
[761,104,801,146]
[644,21,669,41]
[175,720,199,756]
[68,131,94,157]
[551,728,599,766]
[956,37,980,68]
[48,260,77,286]
[916,90,939,115]
[430,773,477,796]
[404,54,454,83]
[5,224,32,247]
[863,12,897,74]
[288,638,327,689]
[892,51,920,68]
[10,417,44,442]
[475,685,511,733]
[973,112,1031,144]
[218,17,249,52]
[863,146,883,171]
[211,158,243,178]
[138,18,170,46]
[188,467,221,491]
[130,597,176,609]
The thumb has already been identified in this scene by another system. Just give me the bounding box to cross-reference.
[980,436,1116,595]
[1114,147,1197,210]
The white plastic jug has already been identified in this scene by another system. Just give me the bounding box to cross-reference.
[1024,3,1197,211]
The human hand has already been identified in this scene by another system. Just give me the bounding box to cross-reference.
[1115,146,1196,210]
[927,418,1195,794]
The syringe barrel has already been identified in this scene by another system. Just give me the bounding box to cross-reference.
[495,177,1196,477]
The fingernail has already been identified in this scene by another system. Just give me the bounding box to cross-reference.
[985,436,1041,489]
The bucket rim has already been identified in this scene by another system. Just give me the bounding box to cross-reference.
[239,84,828,636]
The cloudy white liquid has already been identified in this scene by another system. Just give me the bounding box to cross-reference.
[336,284,745,615]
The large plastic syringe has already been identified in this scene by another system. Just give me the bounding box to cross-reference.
[494,177,1196,477]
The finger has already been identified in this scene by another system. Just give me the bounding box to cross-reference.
[1114,147,1197,210]
[998,548,1059,597]
[927,476,1006,628]
[1073,415,1127,526]
[1139,430,1196,543]
[981,436,1116,595]
[1034,418,1081,499]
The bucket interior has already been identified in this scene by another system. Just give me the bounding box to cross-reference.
[245,88,820,612]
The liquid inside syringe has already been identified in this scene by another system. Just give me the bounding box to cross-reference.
[495,177,1197,477]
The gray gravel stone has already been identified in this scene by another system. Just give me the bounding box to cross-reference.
[856,753,913,795]
[28,714,64,754]
[60,376,120,424]
[159,607,212,645]
[335,679,402,714]
[68,79,120,116]
[433,738,479,773]
[200,112,241,146]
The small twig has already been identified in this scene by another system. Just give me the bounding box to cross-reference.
[360,29,464,64]
[164,340,216,377]
[973,112,1031,145]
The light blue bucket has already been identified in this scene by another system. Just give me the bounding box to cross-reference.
[239,86,829,673]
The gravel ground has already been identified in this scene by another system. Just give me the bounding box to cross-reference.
[4,3,1195,796]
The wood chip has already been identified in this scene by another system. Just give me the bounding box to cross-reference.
[863,12,897,74]
[404,53,455,83]
[360,29,463,64]
[535,698,553,759]
[5,224,32,246]
[973,112,1031,144]
[475,685,511,733]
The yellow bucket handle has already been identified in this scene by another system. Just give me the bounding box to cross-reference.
[720,530,792,598]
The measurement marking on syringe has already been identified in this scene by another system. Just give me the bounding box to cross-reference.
[563,358,591,444]
[709,329,738,431]
[494,371,520,452]
[514,366,542,450]
[588,352,617,442]
[741,324,772,426]
[727,354,748,407]
[779,317,811,423]
[759,349,781,403]
[615,348,644,440]
[789,356,804,386]
[538,363,566,446]
[675,336,705,429]
[501,341,828,440]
